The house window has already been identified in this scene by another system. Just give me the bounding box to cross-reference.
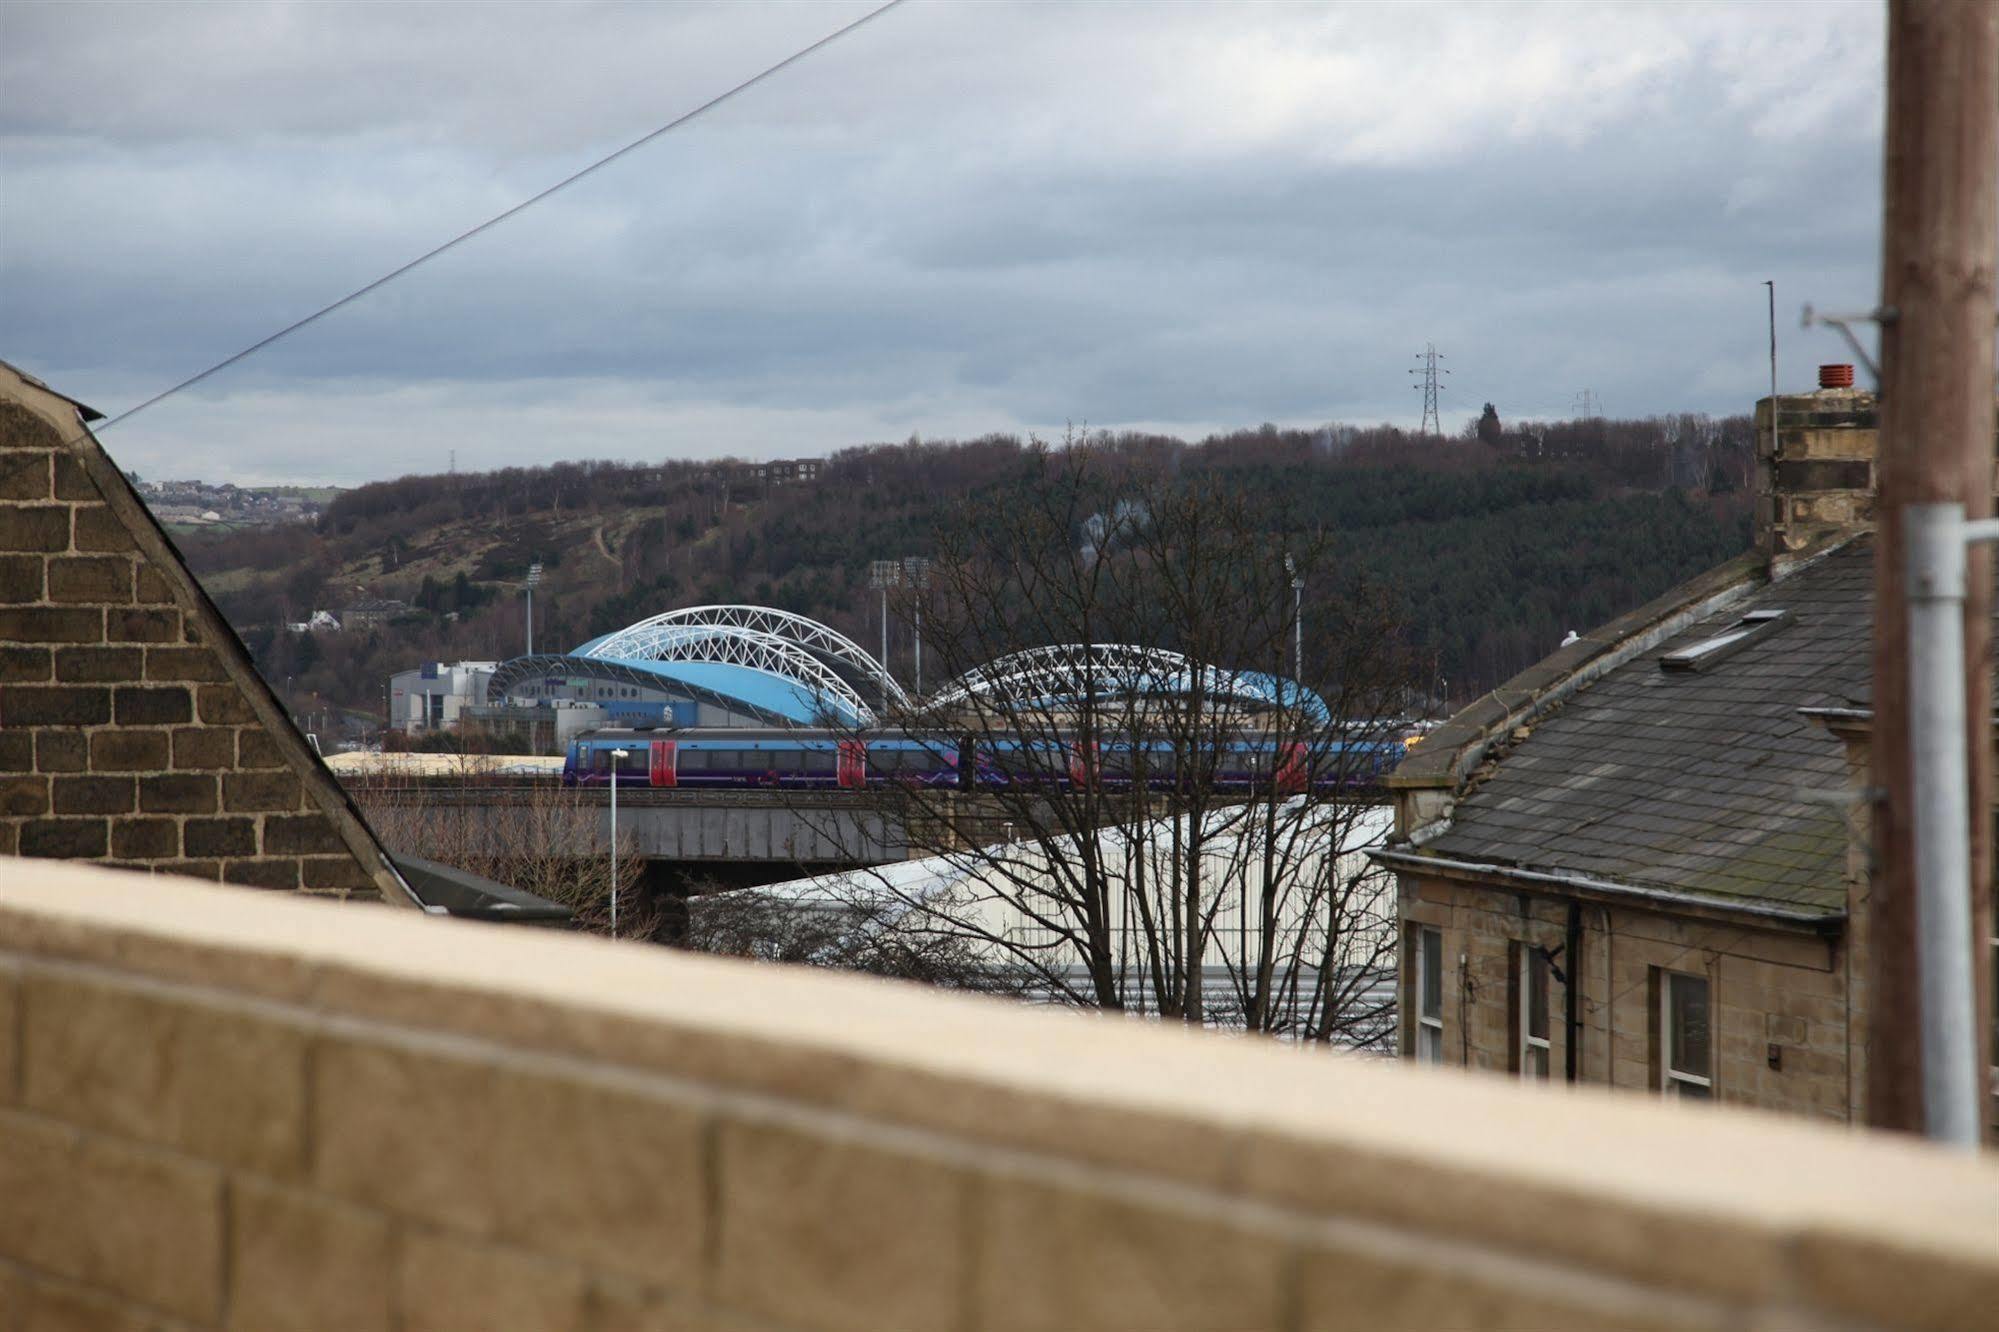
[1414,926,1443,1063]
[1517,944,1551,1079]
[1660,970,1712,1100]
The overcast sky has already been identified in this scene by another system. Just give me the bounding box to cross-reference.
[1,1,1885,485]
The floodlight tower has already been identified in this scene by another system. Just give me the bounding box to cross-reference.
[1409,344,1448,436]
[903,556,932,697]
[868,559,901,708]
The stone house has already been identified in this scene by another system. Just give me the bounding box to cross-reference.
[0,360,417,901]
[1373,369,1997,1137]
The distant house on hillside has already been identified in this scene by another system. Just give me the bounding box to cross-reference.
[1373,367,1998,1140]
[340,597,411,628]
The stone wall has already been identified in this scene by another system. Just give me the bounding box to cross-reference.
[1399,874,1856,1123]
[0,367,407,901]
[2,860,1994,1332]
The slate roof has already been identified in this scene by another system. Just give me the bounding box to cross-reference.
[1413,539,1880,918]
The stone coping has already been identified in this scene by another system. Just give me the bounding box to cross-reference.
[2,860,1995,1320]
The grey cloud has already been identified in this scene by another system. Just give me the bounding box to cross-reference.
[1,1,1886,483]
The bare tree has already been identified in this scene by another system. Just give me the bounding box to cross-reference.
[350,755,655,938]
[749,440,1408,1047]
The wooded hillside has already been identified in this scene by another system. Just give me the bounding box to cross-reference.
[175,412,1756,727]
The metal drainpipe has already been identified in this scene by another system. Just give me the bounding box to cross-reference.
[1905,502,1984,1147]
[1564,899,1582,1083]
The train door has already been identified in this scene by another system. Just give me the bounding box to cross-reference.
[836,740,867,789]
[1274,742,1308,794]
[1067,740,1099,787]
[649,739,677,788]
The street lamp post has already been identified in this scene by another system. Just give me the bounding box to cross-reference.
[525,562,543,658]
[608,747,627,939]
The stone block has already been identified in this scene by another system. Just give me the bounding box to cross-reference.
[0,505,69,551]
[170,726,235,770]
[36,730,87,771]
[0,774,48,816]
[45,556,131,604]
[133,565,173,604]
[0,1109,223,1322]
[262,813,344,855]
[87,729,169,772]
[228,1176,392,1332]
[975,1172,1284,1332]
[3,685,110,727]
[52,775,135,816]
[196,685,257,725]
[113,686,190,726]
[0,964,15,1104]
[53,646,144,683]
[0,607,103,643]
[1294,1234,1708,1331]
[236,728,287,769]
[138,773,217,814]
[110,817,179,860]
[584,1279,735,1332]
[0,451,49,499]
[0,646,51,682]
[0,731,31,771]
[302,855,373,890]
[0,554,43,602]
[5,1271,164,1332]
[142,646,226,683]
[222,771,300,812]
[22,969,309,1176]
[398,1229,589,1332]
[52,452,98,501]
[222,858,300,889]
[106,608,179,643]
[314,1034,705,1289]
[71,505,136,553]
[19,819,108,858]
[183,817,256,858]
[717,1118,966,1332]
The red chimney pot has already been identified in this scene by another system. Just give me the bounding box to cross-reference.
[1820,363,1856,389]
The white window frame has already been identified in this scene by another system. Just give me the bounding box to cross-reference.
[1660,969,1712,1099]
[1517,944,1551,1080]
[1414,926,1443,1063]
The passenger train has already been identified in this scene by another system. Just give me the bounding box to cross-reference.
[562,727,1409,792]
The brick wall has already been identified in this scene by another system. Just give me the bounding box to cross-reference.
[1399,875,1855,1122]
[2,861,1993,1332]
[0,373,405,901]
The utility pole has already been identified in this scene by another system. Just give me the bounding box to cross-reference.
[1409,343,1447,436]
[1763,281,1778,467]
[1868,0,1997,1144]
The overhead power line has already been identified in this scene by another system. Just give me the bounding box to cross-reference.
[63,0,909,447]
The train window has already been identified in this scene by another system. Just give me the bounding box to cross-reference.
[803,750,837,774]
[591,749,611,773]
[618,749,648,775]
[770,750,804,773]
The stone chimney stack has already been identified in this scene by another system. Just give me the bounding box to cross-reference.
[1754,365,1878,570]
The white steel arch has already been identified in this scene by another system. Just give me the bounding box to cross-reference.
[933,643,1322,719]
[580,605,907,721]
